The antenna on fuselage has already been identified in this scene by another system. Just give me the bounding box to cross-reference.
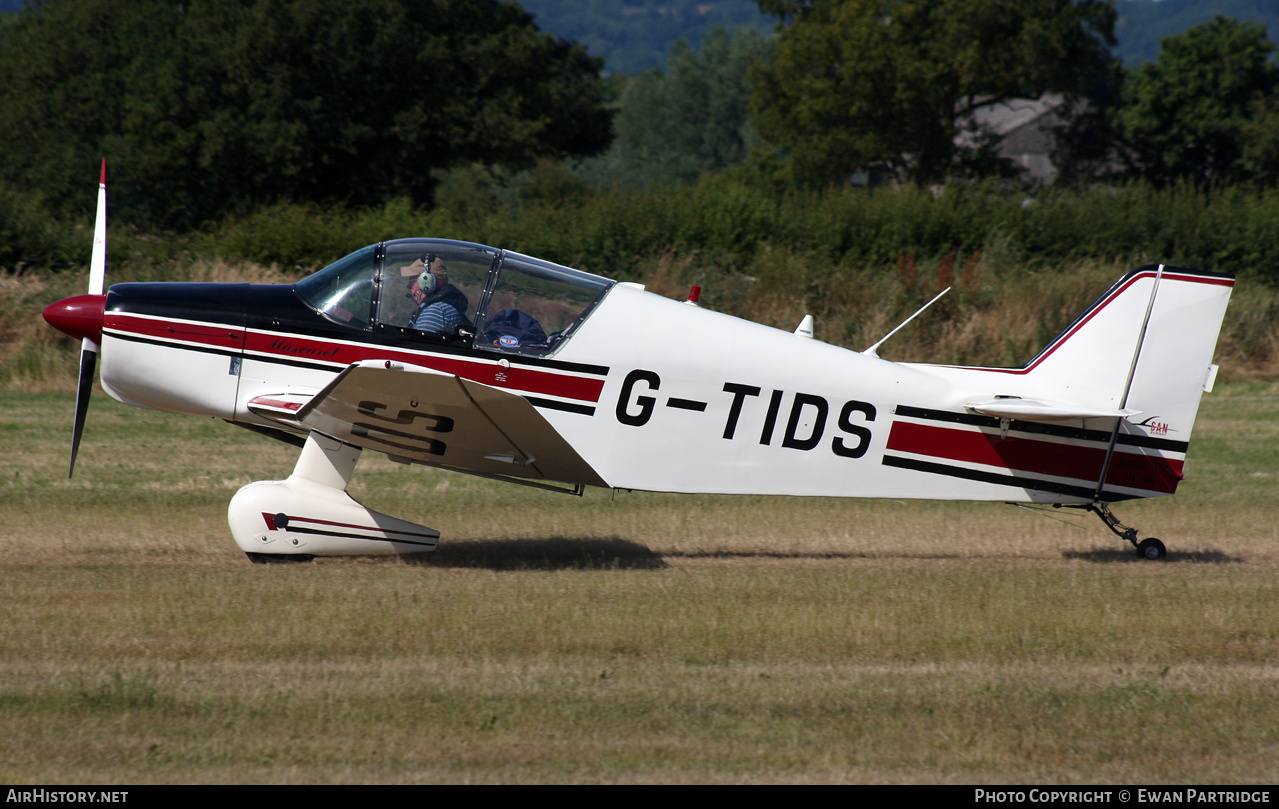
[862,287,950,359]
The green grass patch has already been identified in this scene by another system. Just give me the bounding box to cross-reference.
[0,386,1276,782]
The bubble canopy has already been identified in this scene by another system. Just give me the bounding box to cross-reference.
[295,238,615,355]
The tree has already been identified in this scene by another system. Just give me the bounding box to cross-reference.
[1241,93,1279,185]
[581,27,775,185]
[0,0,612,227]
[1117,15,1279,187]
[749,0,1119,186]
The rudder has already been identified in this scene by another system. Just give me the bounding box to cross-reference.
[1024,265,1234,440]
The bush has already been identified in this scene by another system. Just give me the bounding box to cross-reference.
[174,173,1279,286]
[203,202,360,269]
[0,183,78,271]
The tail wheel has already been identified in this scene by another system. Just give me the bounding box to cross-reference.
[1136,537,1167,561]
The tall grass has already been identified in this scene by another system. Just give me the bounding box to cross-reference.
[6,252,1278,393]
[6,176,1279,390]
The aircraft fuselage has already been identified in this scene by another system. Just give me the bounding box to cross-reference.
[88,242,1225,506]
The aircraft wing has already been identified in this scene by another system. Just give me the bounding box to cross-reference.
[294,360,608,487]
[965,397,1140,423]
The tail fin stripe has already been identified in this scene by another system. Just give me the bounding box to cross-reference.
[881,455,1145,501]
[885,421,1183,494]
[893,404,1189,452]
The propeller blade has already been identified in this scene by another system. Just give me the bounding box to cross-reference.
[65,160,107,477]
[89,160,106,295]
[69,340,98,478]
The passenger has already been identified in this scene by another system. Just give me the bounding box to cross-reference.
[402,253,469,333]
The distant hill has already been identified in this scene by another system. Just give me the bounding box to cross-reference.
[520,0,1279,74]
[518,0,772,75]
[1114,0,1279,66]
[3,1,1276,74]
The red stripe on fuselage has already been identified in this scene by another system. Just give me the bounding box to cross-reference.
[104,313,606,403]
[242,331,605,402]
[105,312,244,350]
[886,421,1184,494]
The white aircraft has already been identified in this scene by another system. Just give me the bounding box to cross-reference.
[43,166,1234,562]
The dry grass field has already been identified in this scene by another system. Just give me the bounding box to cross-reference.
[1,380,1277,784]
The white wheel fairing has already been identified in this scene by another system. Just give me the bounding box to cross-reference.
[228,433,439,557]
[227,477,439,556]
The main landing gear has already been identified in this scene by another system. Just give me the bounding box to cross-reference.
[227,432,440,563]
[1071,502,1167,560]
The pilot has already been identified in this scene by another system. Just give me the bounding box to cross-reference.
[402,253,469,333]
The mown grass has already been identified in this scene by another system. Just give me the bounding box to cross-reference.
[0,383,1276,783]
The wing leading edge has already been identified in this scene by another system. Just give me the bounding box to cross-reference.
[296,360,608,488]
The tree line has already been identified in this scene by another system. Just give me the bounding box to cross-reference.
[4,0,1279,269]
[0,0,611,229]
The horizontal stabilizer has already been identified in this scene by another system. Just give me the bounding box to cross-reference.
[965,397,1140,423]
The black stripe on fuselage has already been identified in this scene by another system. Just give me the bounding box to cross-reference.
[105,329,242,360]
[524,396,596,416]
[108,331,603,417]
[107,282,249,326]
[111,280,611,379]
[240,351,346,374]
[881,455,1137,501]
[893,404,1189,453]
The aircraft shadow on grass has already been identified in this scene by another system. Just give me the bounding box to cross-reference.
[406,542,1081,570]
[1062,548,1245,564]
[394,539,982,570]
[290,539,1249,569]
[403,536,669,570]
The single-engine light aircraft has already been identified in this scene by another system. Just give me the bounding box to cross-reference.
[44,166,1234,562]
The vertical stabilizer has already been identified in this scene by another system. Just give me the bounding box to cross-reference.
[1017,265,1234,500]
[1023,266,1234,440]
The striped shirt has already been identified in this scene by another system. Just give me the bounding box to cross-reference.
[412,302,462,333]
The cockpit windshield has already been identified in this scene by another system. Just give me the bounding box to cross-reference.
[296,238,614,355]
[295,245,378,328]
